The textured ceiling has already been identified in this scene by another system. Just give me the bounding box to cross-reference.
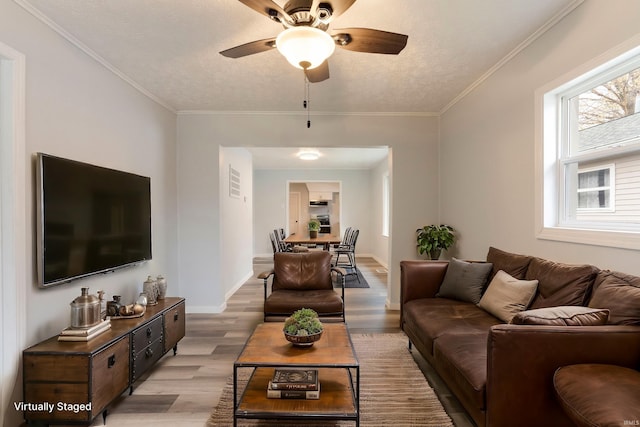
[248,146,389,169]
[18,0,580,114]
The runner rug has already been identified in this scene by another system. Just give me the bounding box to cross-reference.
[207,333,454,427]
[334,268,370,288]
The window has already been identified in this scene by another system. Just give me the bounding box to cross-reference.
[382,173,389,237]
[537,39,640,249]
[577,165,614,211]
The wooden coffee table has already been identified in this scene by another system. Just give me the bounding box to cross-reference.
[233,322,359,426]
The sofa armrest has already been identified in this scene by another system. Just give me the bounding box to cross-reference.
[486,324,640,427]
[257,269,275,300]
[400,261,449,328]
[400,260,448,303]
[257,269,274,280]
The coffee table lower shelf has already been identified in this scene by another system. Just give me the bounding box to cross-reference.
[235,367,359,426]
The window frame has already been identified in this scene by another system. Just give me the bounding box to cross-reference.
[535,35,640,250]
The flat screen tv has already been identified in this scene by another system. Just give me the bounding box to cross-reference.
[36,153,152,288]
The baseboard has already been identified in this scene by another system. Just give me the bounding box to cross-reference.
[369,254,389,270]
[225,270,254,300]
[186,303,227,314]
[386,298,400,311]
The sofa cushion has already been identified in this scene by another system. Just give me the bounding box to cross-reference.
[589,270,640,325]
[526,257,598,309]
[264,289,344,316]
[554,364,640,427]
[272,251,333,291]
[436,258,493,304]
[402,298,502,358]
[434,333,488,414]
[486,247,533,280]
[511,306,609,326]
[478,270,538,323]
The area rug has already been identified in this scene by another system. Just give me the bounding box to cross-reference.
[333,268,370,288]
[207,333,453,426]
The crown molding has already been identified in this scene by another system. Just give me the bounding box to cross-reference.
[14,0,177,113]
[439,0,585,115]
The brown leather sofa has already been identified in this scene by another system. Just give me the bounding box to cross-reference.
[400,247,640,427]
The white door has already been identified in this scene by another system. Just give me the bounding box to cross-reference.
[289,192,301,235]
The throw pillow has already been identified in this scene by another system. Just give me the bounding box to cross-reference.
[486,246,533,280]
[525,257,598,309]
[510,306,609,326]
[436,258,493,304]
[478,270,538,323]
[589,270,640,325]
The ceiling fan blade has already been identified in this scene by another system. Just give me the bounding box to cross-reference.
[323,0,358,19]
[305,61,330,83]
[238,0,291,23]
[332,28,408,54]
[219,37,276,58]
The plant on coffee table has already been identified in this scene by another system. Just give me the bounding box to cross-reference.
[284,308,323,336]
[283,308,324,346]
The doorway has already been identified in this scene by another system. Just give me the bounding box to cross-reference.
[289,192,301,235]
[287,181,341,238]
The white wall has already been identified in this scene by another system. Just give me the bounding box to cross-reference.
[370,158,390,267]
[0,3,177,424]
[253,168,373,257]
[439,0,640,273]
[220,147,254,303]
[177,113,439,312]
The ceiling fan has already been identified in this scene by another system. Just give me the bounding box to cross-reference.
[220,0,408,83]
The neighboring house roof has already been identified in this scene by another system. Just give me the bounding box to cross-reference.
[579,113,640,151]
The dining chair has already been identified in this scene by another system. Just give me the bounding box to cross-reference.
[269,231,279,253]
[334,229,360,283]
[274,228,309,253]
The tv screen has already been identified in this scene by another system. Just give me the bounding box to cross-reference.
[36,153,152,288]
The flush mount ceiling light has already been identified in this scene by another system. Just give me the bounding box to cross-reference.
[297,149,321,160]
[276,27,336,70]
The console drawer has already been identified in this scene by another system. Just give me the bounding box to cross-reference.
[164,300,186,353]
[131,315,163,353]
[132,338,163,382]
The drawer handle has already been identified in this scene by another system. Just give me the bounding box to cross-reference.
[145,348,154,359]
[146,327,152,337]
[174,312,179,321]
[108,355,116,368]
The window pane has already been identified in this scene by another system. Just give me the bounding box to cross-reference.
[570,67,640,155]
[578,169,609,189]
[578,190,610,209]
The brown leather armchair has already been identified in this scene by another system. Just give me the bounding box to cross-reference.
[258,251,346,322]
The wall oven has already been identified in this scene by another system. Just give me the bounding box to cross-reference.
[316,214,331,234]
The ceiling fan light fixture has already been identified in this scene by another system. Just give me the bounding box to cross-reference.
[276,27,335,70]
[297,149,321,160]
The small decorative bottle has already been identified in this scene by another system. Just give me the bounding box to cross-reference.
[143,276,158,305]
[136,292,148,307]
[97,290,106,320]
[106,295,122,317]
[156,275,167,300]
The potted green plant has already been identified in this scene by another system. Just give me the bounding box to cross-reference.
[416,224,456,260]
[283,308,324,347]
[308,219,321,238]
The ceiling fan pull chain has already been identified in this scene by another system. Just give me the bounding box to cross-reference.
[304,74,311,128]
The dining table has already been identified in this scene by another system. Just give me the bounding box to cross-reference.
[284,233,342,251]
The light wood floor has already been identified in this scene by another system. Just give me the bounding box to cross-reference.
[79,257,475,427]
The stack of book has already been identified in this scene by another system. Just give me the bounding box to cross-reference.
[58,319,111,342]
[267,368,320,399]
